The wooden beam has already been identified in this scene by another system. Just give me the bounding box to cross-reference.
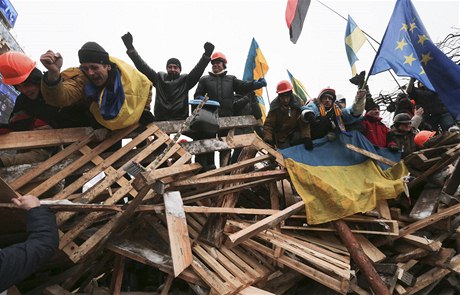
[0,127,93,150]
[345,143,397,167]
[226,201,304,248]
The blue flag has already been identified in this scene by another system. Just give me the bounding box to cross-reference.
[369,0,460,120]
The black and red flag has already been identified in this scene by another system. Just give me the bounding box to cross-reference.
[285,0,311,44]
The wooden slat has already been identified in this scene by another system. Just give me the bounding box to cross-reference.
[164,191,193,277]
[226,201,304,248]
[0,127,93,150]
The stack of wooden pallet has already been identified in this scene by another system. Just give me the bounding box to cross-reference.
[1,117,460,295]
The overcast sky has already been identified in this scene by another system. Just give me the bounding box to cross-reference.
[9,0,460,110]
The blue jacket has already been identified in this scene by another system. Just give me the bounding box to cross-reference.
[0,207,58,291]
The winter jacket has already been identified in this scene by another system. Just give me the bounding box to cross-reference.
[10,93,92,130]
[301,99,361,140]
[42,57,152,130]
[361,114,389,147]
[387,127,418,158]
[194,71,259,117]
[0,206,58,291]
[263,94,310,146]
[408,87,449,117]
[127,49,210,121]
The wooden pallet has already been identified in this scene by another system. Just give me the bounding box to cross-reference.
[6,124,193,263]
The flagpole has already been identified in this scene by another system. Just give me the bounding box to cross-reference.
[317,0,405,92]
[259,62,271,104]
[317,0,380,45]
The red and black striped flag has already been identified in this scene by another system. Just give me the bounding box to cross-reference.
[285,0,311,44]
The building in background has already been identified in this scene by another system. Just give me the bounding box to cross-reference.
[0,0,21,124]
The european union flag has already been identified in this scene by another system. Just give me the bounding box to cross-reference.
[370,0,460,120]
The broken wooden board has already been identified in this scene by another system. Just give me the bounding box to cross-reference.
[164,191,192,277]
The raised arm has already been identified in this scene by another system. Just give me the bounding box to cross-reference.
[122,32,159,86]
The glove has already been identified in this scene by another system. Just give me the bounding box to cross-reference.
[253,78,267,89]
[349,71,366,88]
[204,42,215,57]
[140,110,155,125]
[301,109,315,123]
[121,32,134,50]
[388,143,399,152]
[304,138,314,150]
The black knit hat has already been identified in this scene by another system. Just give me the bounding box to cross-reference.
[78,42,110,64]
[365,99,379,112]
[166,58,181,71]
[24,68,43,85]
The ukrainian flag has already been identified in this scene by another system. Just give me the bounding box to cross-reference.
[281,131,407,225]
[243,38,269,121]
[287,69,310,105]
[345,15,367,76]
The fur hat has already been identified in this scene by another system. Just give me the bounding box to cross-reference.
[78,42,110,64]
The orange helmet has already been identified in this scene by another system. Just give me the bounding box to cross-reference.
[211,52,227,64]
[414,130,436,147]
[0,52,36,85]
[276,80,293,94]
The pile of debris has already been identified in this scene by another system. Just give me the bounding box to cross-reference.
[1,115,460,295]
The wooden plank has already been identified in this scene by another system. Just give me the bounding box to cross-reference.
[402,267,450,294]
[153,115,258,134]
[398,202,460,239]
[170,170,286,189]
[191,258,234,295]
[346,143,397,166]
[409,187,442,220]
[160,275,174,295]
[164,191,193,277]
[28,125,137,197]
[226,201,304,248]
[238,286,276,295]
[9,132,95,190]
[355,234,386,263]
[0,127,93,150]
[243,239,349,294]
[110,255,125,295]
[141,163,201,185]
[401,234,442,252]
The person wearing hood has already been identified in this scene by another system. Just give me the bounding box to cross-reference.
[263,80,312,149]
[122,32,214,121]
[40,41,153,131]
[300,87,367,141]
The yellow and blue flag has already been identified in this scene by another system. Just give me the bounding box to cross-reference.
[370,0,460,120]
[345,15,367,76]
[243,38,269,121]
[287,69,310,105]
[281,131,407,225]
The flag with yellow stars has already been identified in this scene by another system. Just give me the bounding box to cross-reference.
[370,0,460,119]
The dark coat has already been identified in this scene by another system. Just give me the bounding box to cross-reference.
[127,49,210,121]
[0,207,58,291]
[194,71,258,117]
[263,94,310,146]
[10,93,92,131]
[387,127,418,158]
